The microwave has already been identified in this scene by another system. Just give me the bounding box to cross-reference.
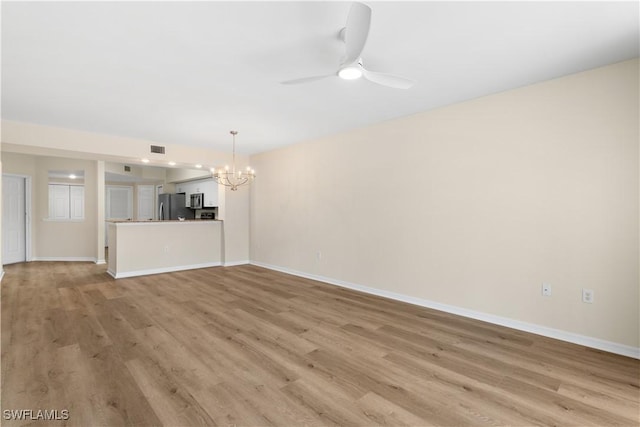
[190,193,203,209]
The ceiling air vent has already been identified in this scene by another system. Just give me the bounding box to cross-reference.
[124,165,131,172]
[150,145,165,154]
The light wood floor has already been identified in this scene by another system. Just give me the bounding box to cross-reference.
[1,262,638,426]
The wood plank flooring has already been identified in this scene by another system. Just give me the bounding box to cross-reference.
[1,261,638,426]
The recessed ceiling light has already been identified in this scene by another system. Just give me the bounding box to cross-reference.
[195,164,202,168]
[69,174,76,179]
[168,161,176,166]
[141,158,150,163]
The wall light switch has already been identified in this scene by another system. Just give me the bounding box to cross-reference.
[542,283,552,297]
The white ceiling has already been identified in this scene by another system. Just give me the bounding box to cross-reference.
[2,1,638,155]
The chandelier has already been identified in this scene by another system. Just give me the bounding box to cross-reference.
[212,131,255,191]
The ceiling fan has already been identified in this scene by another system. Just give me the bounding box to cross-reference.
[281,2,414,89]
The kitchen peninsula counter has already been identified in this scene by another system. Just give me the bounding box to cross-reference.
[107,220,222,278]
[108,219,222,223]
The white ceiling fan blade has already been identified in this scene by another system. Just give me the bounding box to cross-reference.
[281,75,333,85]
[343,2,371,65]
[362,68,414,89]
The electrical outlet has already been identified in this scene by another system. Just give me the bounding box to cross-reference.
[582,289,594,304]
[542,283,552,297]
[316,251,322,261]
[164,245,170,253]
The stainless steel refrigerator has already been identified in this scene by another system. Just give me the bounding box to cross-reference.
[158,193,195,220]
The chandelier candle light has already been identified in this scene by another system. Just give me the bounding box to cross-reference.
[212,131,255,191]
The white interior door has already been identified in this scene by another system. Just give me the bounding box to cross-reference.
[137,185,155,220]
[105,186,133,246]
[2,175,26,264]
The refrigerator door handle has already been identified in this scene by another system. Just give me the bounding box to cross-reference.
[159,202,164,220]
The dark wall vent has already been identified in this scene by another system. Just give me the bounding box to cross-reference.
[150,145,165,154]
[124,165,131,172]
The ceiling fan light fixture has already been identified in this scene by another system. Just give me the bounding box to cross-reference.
[338,66,363,80]
[281,3,413,89]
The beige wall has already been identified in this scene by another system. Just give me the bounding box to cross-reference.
[106,162,166,182]
[1,120,235,167]
[165,167,211,183]
[37,157,98,259]
[0,139,3,271]
[96,161,105,263]
[2,152,98,260]
[220,186,250,264]
[2,126,251,266]
[2,152,37,176]
[250,59,639,349]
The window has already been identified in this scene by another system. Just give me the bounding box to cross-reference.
[48,184,84,220]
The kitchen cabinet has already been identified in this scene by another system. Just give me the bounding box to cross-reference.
[202,180,219,207]
[177,178,218,208]
[179,182,196,207]
[176,184,186,194]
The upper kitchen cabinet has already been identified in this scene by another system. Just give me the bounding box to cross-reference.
[176,178,218,207]
[187,178,218,207]
[203,180,218,207]
[176,181,192,194]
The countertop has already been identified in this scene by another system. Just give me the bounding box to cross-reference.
[107,219,222,223]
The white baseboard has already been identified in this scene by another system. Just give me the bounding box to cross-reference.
[250,261,640,360]
[32,257,97,262]
[223,260,250,267]
[108,262,222,279]
[32,257,106,264]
